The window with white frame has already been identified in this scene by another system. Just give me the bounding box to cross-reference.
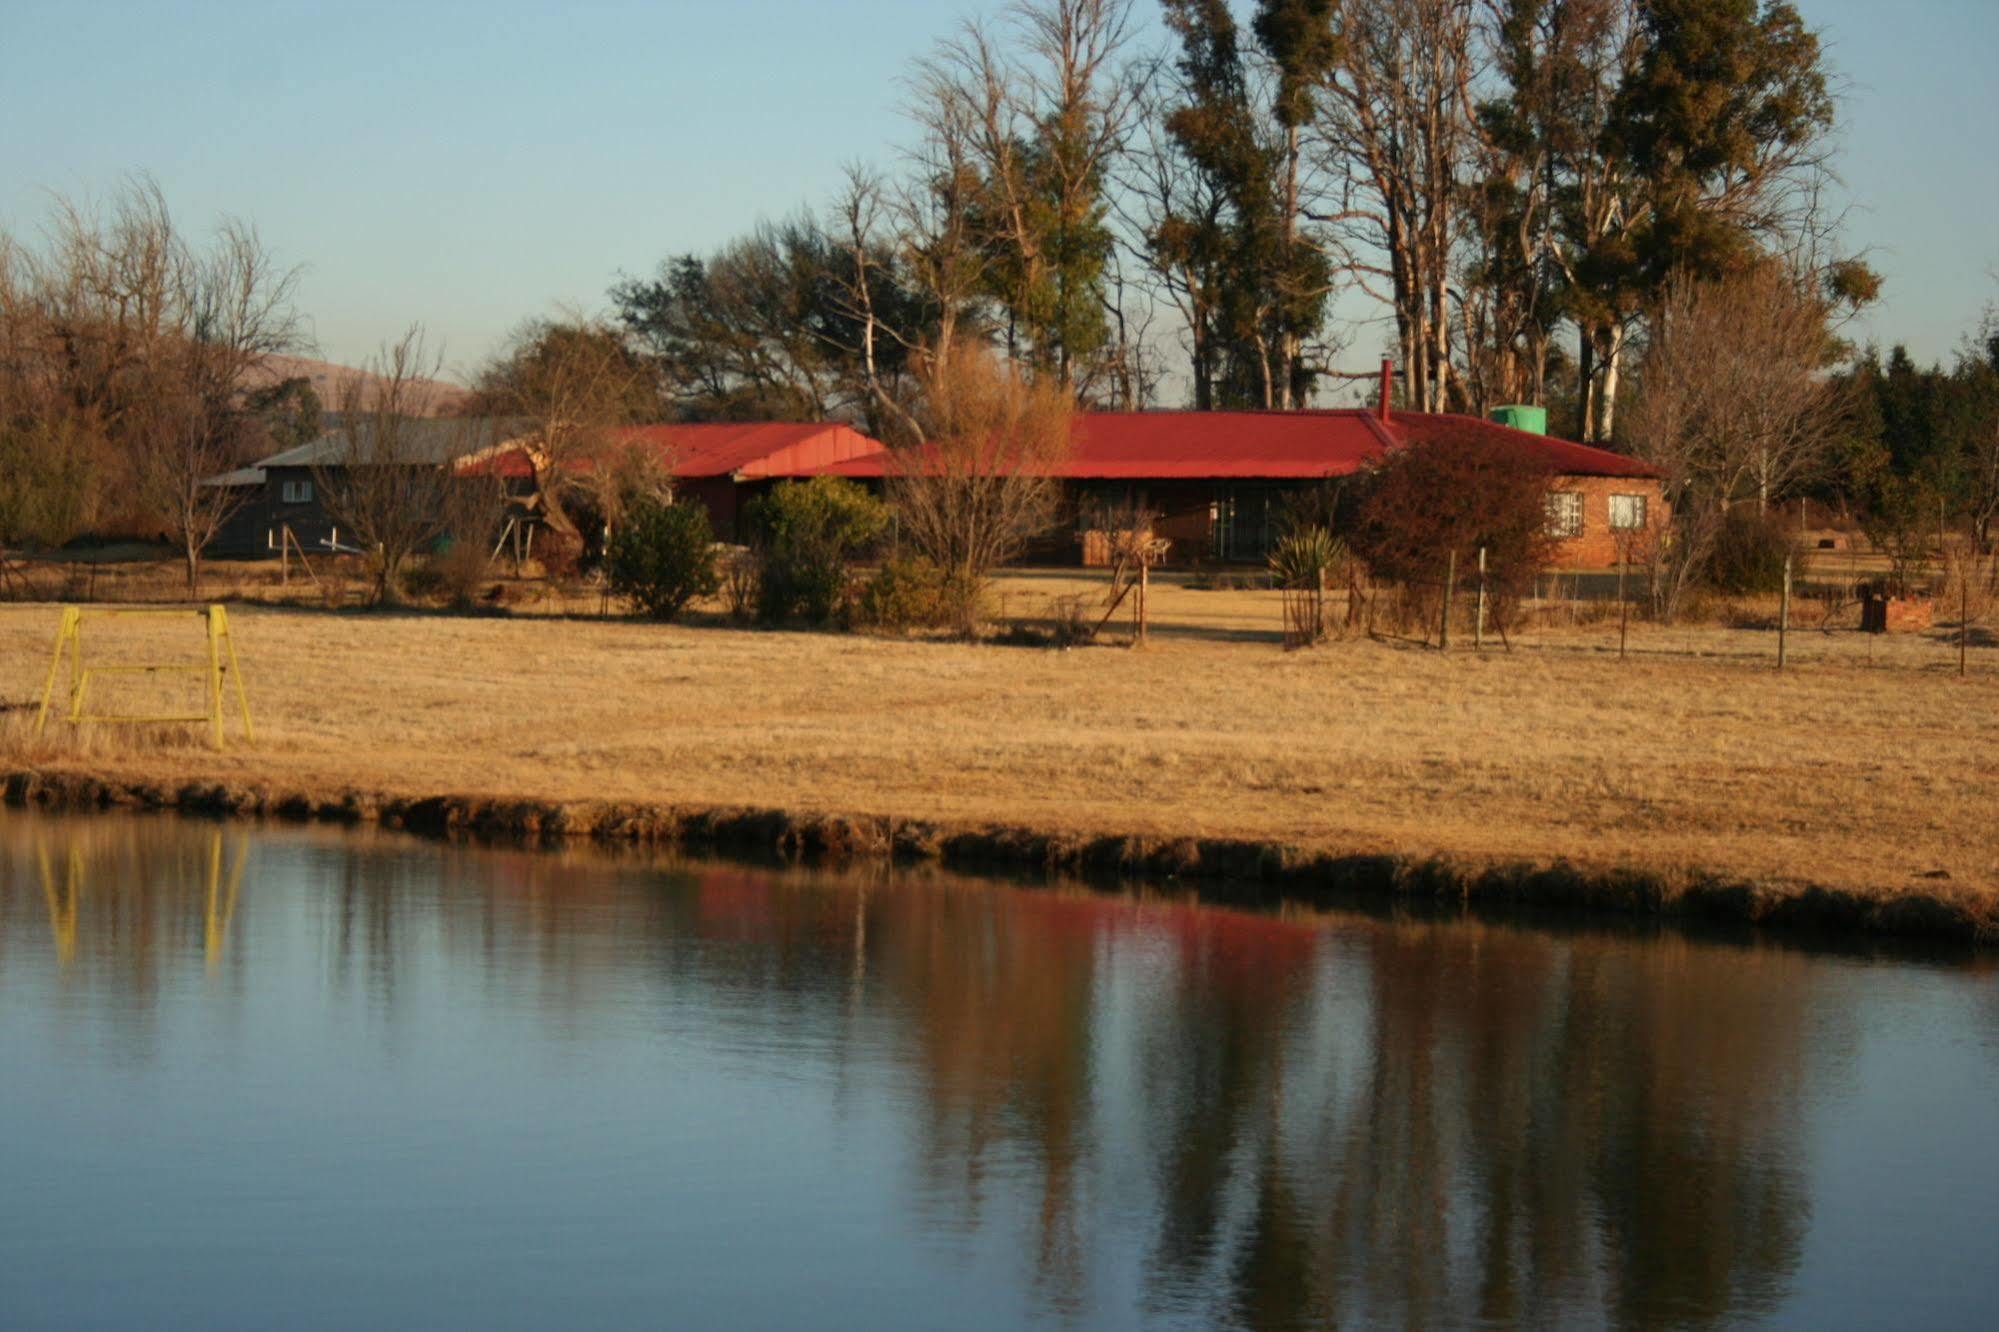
[282,479,313,505]
[1544,491,1584,538]
[1608,493,1647,530]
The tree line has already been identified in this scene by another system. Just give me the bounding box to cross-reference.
[599,0,1870,440]
[0,180,315,590]
[5,0,1993,615]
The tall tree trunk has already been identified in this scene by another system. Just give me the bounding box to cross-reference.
[1190,310,1213,411]
[1278,122,1302,410]
[1597,325,1625,440]
[1578,325,1597,441]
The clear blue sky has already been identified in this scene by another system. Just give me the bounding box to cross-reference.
[2,0,1992,381]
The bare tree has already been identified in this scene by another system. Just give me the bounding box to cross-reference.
[316,328,494,605]
[469,312,656,551]
[1096,245,1165,409]
[913,0,1143,385]
[0,180,306,591]
[143,217,307,592]
[823,166,936,439]
[1310,0,1483,414]
[888,346,1073,629]
[1624,266,1848,619]
[1117,80,1230,407]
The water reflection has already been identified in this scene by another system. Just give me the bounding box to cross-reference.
[0,814,1992,1329]
[6,818,249,994]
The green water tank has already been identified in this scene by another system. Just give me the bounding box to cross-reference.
[1491,404,1547,435]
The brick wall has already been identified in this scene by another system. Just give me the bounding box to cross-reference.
[1545,475,1669,569]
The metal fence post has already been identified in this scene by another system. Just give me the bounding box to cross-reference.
[1440,550,1456,652]
[1474,546,1487,651]
[1778,552,1792,671]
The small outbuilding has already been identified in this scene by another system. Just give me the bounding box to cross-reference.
[207,419,509,557]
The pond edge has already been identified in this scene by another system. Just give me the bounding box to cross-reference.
[4,766,1992,947]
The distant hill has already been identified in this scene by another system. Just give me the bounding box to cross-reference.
[248,354,471,418]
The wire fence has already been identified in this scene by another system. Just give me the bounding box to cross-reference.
[1271,545,1997,679]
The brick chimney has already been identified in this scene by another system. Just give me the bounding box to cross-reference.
[1377,358,1393,423]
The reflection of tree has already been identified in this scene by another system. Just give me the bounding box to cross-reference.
[0,819,1849,1325]
[871,887,1103,1313]
[1131,911,1320,1322]
[1567,935,1813,1325]
[1119,920,1820,1327]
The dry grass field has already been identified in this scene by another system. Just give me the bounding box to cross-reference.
[1,565,1994,904]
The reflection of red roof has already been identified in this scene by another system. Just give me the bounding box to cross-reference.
[818,409,1662,481]
[460,422,886,482]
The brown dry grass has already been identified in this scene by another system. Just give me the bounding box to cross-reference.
[2,569,1995,902]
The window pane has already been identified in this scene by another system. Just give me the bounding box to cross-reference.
[1545,492,1583,538]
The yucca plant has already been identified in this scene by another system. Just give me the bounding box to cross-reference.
[1269,526,1347,589]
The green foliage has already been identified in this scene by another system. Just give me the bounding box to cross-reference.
[1859,472,1946,595]
[1611,0,1835,289]
[1706,507,1797,595]
[244,376,322,450]
[854,555,949,633]
[1155,0,1333,408]
[1268,525,1348,590]
[1836,334,1999,550]
[610,217,933,430]
[605,499,720,622]
[469,319,657,424]
[744,477,889,624]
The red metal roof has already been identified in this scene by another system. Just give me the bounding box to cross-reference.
[1387,412,1665,479]
[1057,409,1399,478]
[462,410,1662,486]
[818,409,1661,482]
[459,421,886,481]
[616,422,885,479]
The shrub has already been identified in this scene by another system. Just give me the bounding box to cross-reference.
[994,594,1096,648]
[718,547,759,623]
[1350,437,1554,626]
[400,561,446,602]
[1268,526,1348,589]
[430,534,496,609]
[1859,474,1942,596]
[1272,481,1352,542]
[745,477,889,624]
[855,555,945,632]
[604,499,719,621]
[1706,507,1798,595]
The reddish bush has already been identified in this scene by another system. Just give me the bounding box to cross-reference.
[1351,437,1556,609]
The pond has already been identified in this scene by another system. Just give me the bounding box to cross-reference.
[1,813,1995,1329]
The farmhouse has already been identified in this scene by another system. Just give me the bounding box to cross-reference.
[460,384,1666,570]
[818,398,1667,568]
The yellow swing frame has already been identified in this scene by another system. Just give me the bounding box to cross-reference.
[34,604,255,748]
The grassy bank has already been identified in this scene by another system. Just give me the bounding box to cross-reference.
[1,581,1994,941]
